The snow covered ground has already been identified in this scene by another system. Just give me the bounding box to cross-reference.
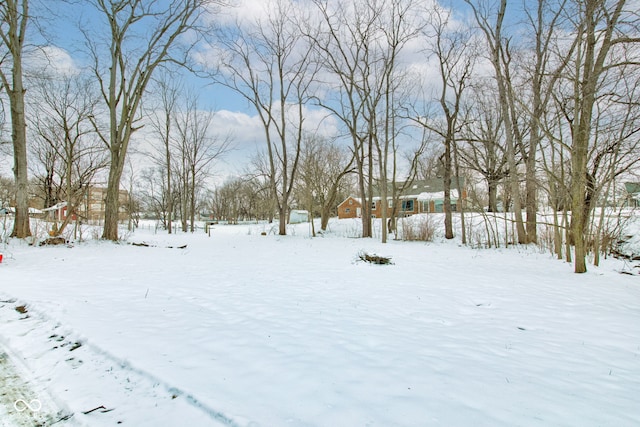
[0,218,639,426]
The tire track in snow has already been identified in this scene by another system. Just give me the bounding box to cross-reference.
[0,350,74,426]
[0,294,243,427]
[81,344,242,427]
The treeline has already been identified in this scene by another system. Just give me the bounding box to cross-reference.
[1,0,638,273]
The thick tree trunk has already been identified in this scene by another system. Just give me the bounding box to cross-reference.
[443,137,453,239]
[356,146,371,238]
[487,178,499,212]
[320,205,331,231]
[525,140,538,244]
[7,15,31,238]
[453,141,466,245]
[9,83,31,238]
[102,153,126,241]
[278,207,287,235]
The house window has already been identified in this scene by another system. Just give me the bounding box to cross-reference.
[402,200,414,212]
[388,199,393,208]
[422,201,429,212]
[349,199,353,205]
[345,208,350,213]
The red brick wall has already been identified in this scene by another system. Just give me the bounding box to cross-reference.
[337,197,361,218]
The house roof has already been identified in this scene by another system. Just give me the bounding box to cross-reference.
[42,201,68,211]
[417,190,460,201]
[373,177,465,198]
[337,196,362,208]
[339,178,466,206]
[624,182,640,194]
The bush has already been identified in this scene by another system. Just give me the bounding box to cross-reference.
[400,215,436,242]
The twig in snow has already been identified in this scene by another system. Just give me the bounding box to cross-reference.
[83,405,106,414]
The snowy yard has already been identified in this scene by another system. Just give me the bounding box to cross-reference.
[0,219,639,426]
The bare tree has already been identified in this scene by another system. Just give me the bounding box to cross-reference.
[310,0,420,242]
[210,177,243,223]
[564,0,639,272]
[174,93,231,232]
[309,0,376,238]
[247,150,278,224]
[123,158,140,232]
[0,0,31,237]
[413,4,474,240]
[465,0,528,244]
[85,0,216,241]
[415,143,444,180]
[459,87,509,213]
[214,0,317,235]
[297,134,354,233]
[145,71,182,234]
[29,75,107,237]
[371,0,421,244]
[511,0,577,244]
[30,125,61,211]
[139,166,175,228]
[0,175,14,208]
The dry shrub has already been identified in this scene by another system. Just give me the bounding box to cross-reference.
[400,215,436,242]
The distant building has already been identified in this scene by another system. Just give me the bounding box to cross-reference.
[624,182,640,208]
[337,178,467,219]
[42,187,130,222]
[289,210,309,224]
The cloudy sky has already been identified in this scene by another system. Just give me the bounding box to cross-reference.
[2,0,494,184]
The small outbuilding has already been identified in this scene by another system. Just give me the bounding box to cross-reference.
[289,209,309,224]
[624,182,640,208]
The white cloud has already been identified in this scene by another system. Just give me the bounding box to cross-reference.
[25,45,79,77]
[207,105,339,181]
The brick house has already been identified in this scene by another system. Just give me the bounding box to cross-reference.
[337,178,466,219]
[42,187,130,222]
[337,196,362,219]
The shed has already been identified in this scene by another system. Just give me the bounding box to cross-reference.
[624,182,640,208]
[289,210,309,224]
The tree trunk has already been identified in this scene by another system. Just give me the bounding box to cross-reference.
[9,80,31,238]
[443,136,453,239]
[320,205,331,231]
[453,140,466,245]
[487,178,499,212]
[102,153,126,241]
[6,3,31,238]
[568,0,624,273]
[166,112,173,234]
[355,144,371,238]
[278,206,287,235]
[525,143,538,243]
[190,168,196,233]
[102,162,123,241]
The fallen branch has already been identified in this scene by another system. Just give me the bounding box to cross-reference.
[357,251,393,265]
[82,405,114,415]
[82,405,106,414]
[130,242,187,249]
[131,242,150,247]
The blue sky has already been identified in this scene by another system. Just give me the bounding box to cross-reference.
[9,0,530,183]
